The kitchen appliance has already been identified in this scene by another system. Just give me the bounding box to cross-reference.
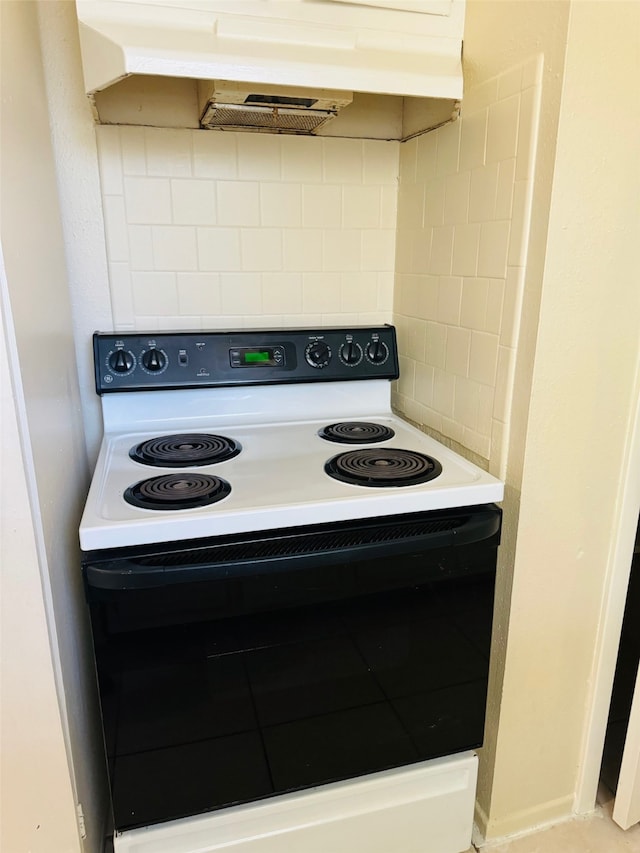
[75,0,463,139]
[80,325,503,853]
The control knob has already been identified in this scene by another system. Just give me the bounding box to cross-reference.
[141,348,167,373]
[305,341,332,369]
[365,339,389,365]
[108,349,135,374]
[339,341,363,366]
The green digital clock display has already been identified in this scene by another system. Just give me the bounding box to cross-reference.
[244,351,270,364]
[230,346,285,368]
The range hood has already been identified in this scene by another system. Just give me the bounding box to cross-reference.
[75,0,465,140]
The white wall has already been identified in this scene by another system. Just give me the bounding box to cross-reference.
[0,2,107,849]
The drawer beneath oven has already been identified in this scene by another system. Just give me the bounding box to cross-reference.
[114,751,478,853]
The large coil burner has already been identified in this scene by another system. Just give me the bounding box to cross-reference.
[325,448,442,487]
[129,433,241,467]
[123,473,231,510]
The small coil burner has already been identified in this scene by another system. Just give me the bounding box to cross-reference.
[124,473,231,510]
[130,433,241,467]
[318,421,395,444]
[325,448,442,487]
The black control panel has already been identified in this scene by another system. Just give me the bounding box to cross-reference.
[93,326,399,393]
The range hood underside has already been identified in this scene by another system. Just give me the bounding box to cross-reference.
[92,75,459,141]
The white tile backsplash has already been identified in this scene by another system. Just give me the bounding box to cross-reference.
[452,223,480,277]
[324,138,364,184]
[343,185,382,229]
[302,184,342,228]
[121,127,146,175]
[217,181,260,226]
[280,135,323,183]
[97,127,396,335]
[437,276,463,325]
[171,179,217,226]
[486,95,520,164]
[445,326,471,377]
[124,177,171,224]
[459,108,487,172]
[262,272,303,314]
[302,272,341,313]
[283,229,323,272]
[220,272,262,315]
[241,229,283,271]
[96,126,123,195]
[478,220,511,278]
[444,171,471,225]
[237,133,281,181]
[469,331,500,386]
[430,225,454,275]
[96,71,539,470]
[151,226,198,271]
[361,229,396,271]
[128,225,154,270]
[132,271,178,315]
[260,183,302,227]
[393,57,541,468]
[177,272,221,315]
[145,128,192,177]
[102,196,129,262]
[192,132,237,179]
[469,163,499,223]
[196,226,241,271]
[108,261,133,326]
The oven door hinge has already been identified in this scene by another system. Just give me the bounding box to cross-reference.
[76,803,87,840]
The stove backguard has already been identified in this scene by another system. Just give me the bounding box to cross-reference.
[84,504,501,834]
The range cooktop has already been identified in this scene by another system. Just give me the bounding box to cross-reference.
[80,327,503,551]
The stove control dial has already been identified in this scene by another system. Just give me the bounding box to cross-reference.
[339,341,363,366]
[365,339,389,365]
[305,340,332,369]
[140,348,168,374]
[107,349,135,375]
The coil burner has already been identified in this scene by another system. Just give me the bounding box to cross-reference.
[123,473,231,510]
[129,433,241,467]
[325,448,442,487]
[318,421,395,444]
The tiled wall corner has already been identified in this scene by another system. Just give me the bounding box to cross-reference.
[393,55,542,474]
[96,128,400,331]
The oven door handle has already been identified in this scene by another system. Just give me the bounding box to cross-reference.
[84,507,501,590]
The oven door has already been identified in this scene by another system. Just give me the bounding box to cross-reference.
[83,504,501,834]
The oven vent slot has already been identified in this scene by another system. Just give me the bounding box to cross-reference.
[136,516,469,568]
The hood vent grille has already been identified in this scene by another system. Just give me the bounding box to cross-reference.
[201,105,332,134]
[198,82,353,135]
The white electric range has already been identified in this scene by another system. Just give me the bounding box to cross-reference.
[80,326,503,853]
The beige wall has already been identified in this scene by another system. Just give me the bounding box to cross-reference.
[0,276,81,853]
[467,0,640,838]
[36,0,114,465]
[0,2,107,849]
